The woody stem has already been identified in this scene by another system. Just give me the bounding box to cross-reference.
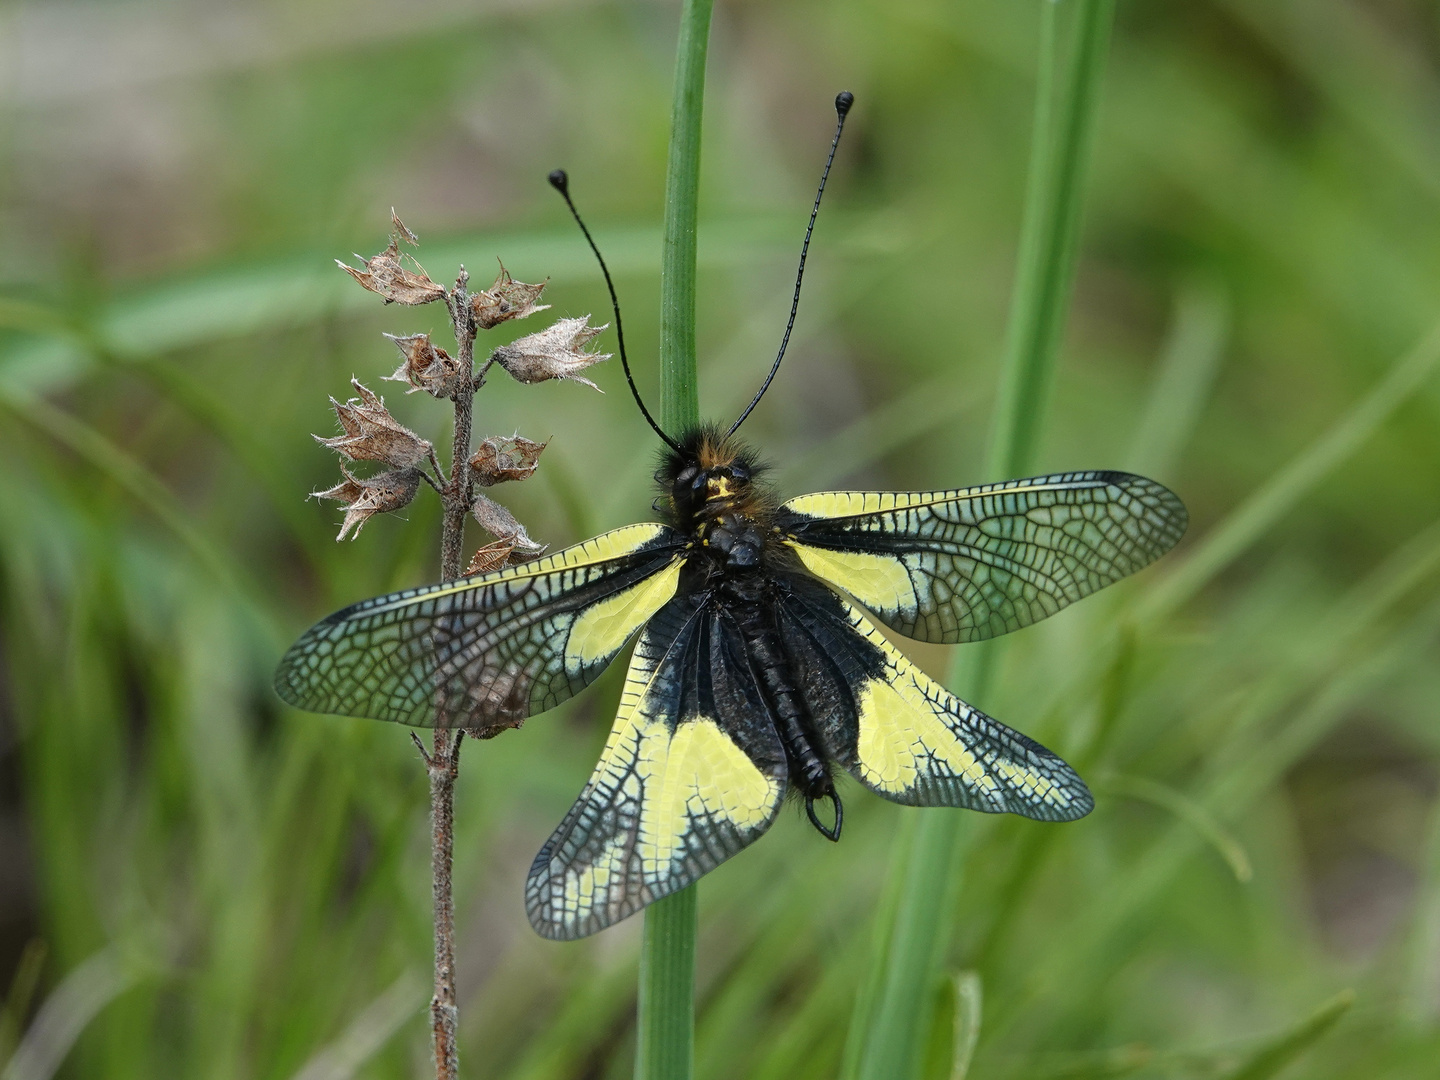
[442,284,476,581]
[428,277,477,1080]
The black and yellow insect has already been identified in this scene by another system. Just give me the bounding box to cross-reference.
[274,93,1187,940]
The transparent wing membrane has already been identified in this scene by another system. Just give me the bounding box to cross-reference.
[274,523,685,731]
[779,471,1187,644]
[776,573,1092,821]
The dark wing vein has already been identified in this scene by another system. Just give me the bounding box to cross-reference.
[274,523,686,731]
[778,471,1186,643]
[526,590,789,939]
[776,572,1092,821]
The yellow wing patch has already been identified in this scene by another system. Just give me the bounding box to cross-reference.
[855,676,992,797]
[837,601,1085,817]
[636,716,777,873]
[527,599,788,940]
[566,560,683,673]
[274,521,685,730]
[788,543,918,620]
[780,472,1188,645]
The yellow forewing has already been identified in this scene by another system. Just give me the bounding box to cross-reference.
[274,522,686,730]
[783,489,952,517]
[780,472,1187,644]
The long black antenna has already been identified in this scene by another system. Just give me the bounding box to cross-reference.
[727,91,854,437]
[548,169,682,453]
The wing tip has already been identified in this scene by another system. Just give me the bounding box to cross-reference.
[1046,777,1095,822]
[526,908,586,941]
[272,648,307,710]
[1011,733,1095,821]
[524,849,629,942]
[1094,470,1190,556]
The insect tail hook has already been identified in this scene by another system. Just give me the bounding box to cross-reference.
[806,791,843,842]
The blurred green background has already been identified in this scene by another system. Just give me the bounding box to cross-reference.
[1,0,1439,1076]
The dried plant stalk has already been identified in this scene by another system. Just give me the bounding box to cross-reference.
[317,215,583,1079]
[425,270,477,1080]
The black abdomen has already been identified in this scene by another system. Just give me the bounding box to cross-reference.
[720,574,843,840]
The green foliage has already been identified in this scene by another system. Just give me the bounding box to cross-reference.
[2,1,1439,1078]
[851,4,1116,1075]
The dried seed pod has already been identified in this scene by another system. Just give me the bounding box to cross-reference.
[315,380,433,468]
[471,264,550,330]
[313,466,422,541]
[465,538,519,576]
[471,494,545,554]
[489,316,610,390]
[336,212,446,305]
[389,208,418,245]
[468,435,548,487]
[383,333,468,399]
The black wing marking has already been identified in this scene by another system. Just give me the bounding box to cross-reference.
[526,591,790,939]
[274,523,687,731]
[775,573,1092,821]
[777,472,1187,644]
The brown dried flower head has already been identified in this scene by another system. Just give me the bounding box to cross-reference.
[468,434,548,487]
[313,466,422,541]
[383,332,468,399]
[336,211,446,305]
[471,494,545,555]
[465,538,520,576]
[315,379,433,468]
[490,316,610,390]
[471,264,550,330]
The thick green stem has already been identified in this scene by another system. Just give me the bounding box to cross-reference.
[635,885,698,1080]
[846,3,1116,1078]
[658,0,712,436]
[635,2,712,1079]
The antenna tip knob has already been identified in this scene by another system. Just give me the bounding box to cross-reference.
[547,169,569,194]
[835,91,854,116]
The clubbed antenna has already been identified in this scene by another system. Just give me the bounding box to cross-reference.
[547,169,682,453]
[728,91,854,437]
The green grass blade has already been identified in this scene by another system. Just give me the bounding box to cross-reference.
[849,3,1116,1076]
[1139,313,1440,622]
[635,888,699,1080]
[987,0,1115,480]
[2,947,141,1080]
[1405,793,1440,1026]
[949,972,982,1080]
[1125,277,1230,479]
[289,972,425,1080]
[1094,774,1253,883]
[635,2,712,1078]
[987,567,1440,1043]
[0,386,279,645]
[0,219,802,401]
[1219,990,1354,1080]
[853,809,971,1080]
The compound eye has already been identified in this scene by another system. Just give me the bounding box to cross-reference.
[730,462,751,483]
[675,465,700,485]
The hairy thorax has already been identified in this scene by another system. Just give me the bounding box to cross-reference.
[660,426,779,576]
